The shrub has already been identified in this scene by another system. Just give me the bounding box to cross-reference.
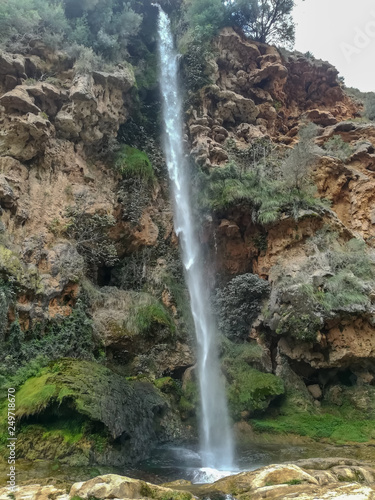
[114,145,156,186]
[197,161,327,225]
[215,274,270,340]
[365,93,375,121]
[0,0,142,62]
[134,302,175,337]
[270,233,375,342]
[72,45,104,74]
[283,123,319,191]
[276,309,322,342]
[323,135,353,161]
[185,0,296,47]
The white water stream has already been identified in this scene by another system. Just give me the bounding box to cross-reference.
[155,6,234,471]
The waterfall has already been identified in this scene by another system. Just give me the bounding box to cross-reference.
[155,6,234,471]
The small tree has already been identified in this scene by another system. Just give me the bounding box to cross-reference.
[283,122,318,191]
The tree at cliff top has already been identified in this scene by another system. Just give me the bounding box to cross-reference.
[230,0,295,46]
[186,0,296,46]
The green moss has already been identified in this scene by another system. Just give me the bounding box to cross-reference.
[140,483,157,498]
[276,311,321,342]
[41,418,84,445]
[251,412,375,443]
[114,146,156,186]
[15,373,57,417]
[135,303,175,337]
[179,380,199,418]
[0,245,43,293]
[221,339,284,419]
[227,367,284,419]
[154,377,178,394]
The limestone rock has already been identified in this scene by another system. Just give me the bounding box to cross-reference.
[304,108,338,126]
[307,384,322,399]
[70,474,191,500]
[56,67,135,147]
[0,86,40,114]
[0,112,53,161]
[0,484,68,500]
[0,174,17,211]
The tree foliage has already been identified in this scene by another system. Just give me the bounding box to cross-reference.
[215,273,270,340]
[186,0,296,46]
[0,0,142,61]
[283,122,319,190]
[231,0,295,46]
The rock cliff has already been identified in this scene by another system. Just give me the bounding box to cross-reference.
[1,18,375,469]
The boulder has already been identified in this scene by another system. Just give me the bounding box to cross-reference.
[307,384,322,399]
[0,112,53,161]
[0,87,40,114]
[69,474,191,500]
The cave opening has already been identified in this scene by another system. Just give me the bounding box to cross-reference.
[97,266,113,287]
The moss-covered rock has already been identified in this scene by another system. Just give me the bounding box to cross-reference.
[4,360,184,466]
[0,244,43,293]
[222,340,284,419]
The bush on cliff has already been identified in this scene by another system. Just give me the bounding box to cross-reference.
[197,161,326,225]
[215,273,270,341]
[0,0,142,62]
[268,231,375,343]
[323,135,354,161]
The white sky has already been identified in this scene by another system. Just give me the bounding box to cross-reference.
[293,0,375,92]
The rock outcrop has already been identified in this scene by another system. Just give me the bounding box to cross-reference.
[2,461,375,500]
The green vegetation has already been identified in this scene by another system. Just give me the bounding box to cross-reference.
[0,280,13,340]
[222,339,284,420]
[323,135,354,161]
[185,0,296,46]
[251,412,375,443]
[282,123,319,191]
[0,300,97,394]
[270,231,375,342]
[15,373,57,417]
[365,93,375,121]
[0,244,43,294]
[215,273,270,341]
[66,206,118,270]
[345,87,375,122]
[134,302,176,337]
[276,311,321,342]
[0,0,142,62]
[197,162,326,225]
[197,130,328,224]
[114,145,156,186]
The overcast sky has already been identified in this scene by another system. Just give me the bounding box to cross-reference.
[293,0,375,92]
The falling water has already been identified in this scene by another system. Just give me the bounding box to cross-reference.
[155,6,234,471]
